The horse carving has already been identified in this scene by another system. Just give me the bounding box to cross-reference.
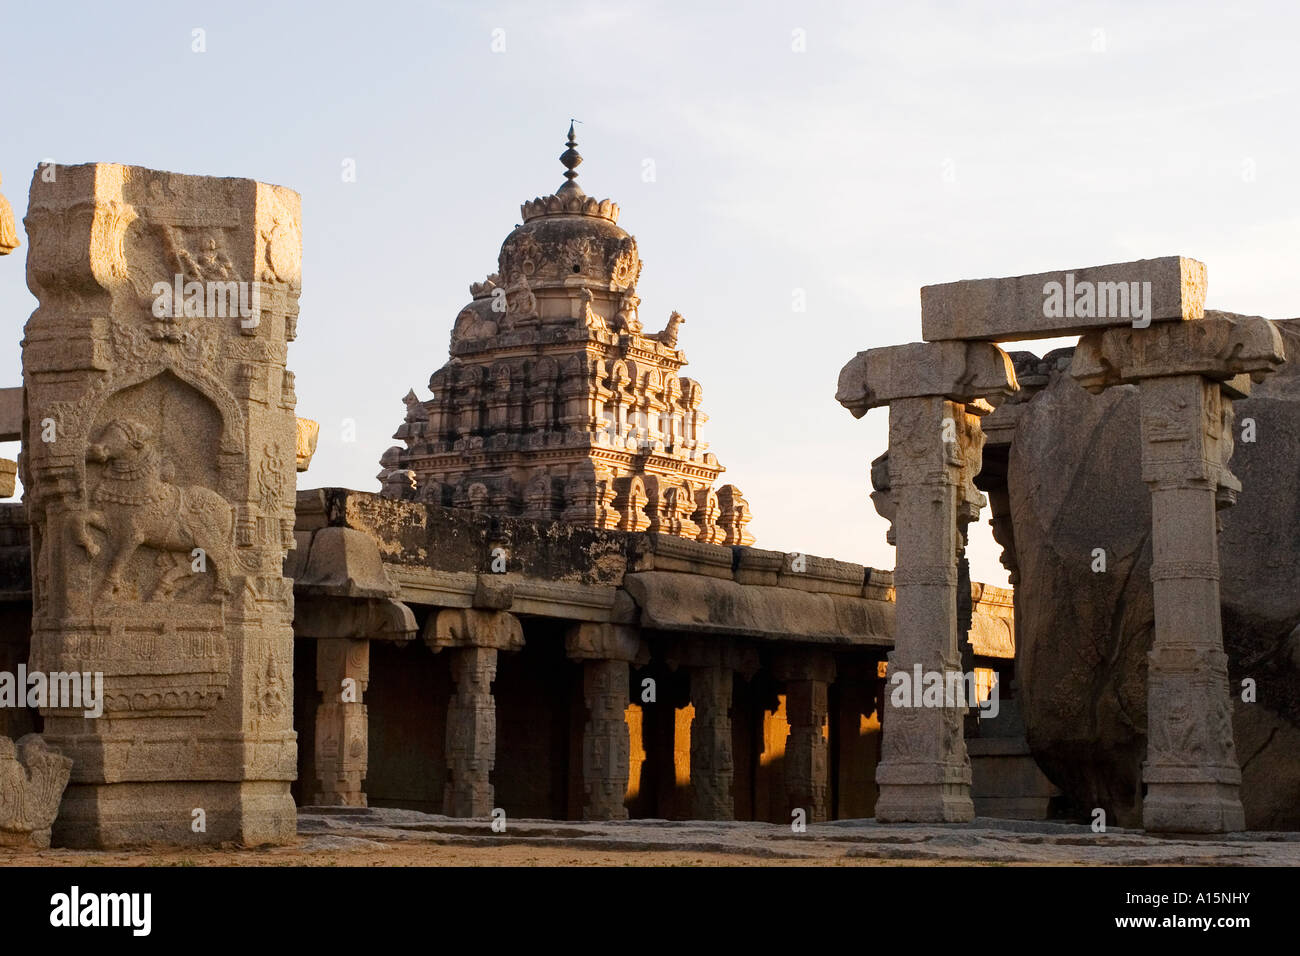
[76,418,235,599]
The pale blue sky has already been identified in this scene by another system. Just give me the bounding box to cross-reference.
[3,0,1298,587]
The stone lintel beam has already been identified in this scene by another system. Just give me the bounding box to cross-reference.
[313,639,369,807]
[836,340,1018,419]
[1072,313,1284,396]
[295,595,416,642]
[921,256,1206,342]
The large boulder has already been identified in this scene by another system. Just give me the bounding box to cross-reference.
[1008,316,1300,829]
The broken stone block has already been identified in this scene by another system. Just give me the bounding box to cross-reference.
[296,417,320,472]
[0,460,14,499]
[920,256,1206,342]
[0,173,18,255]
[0,734,73,848]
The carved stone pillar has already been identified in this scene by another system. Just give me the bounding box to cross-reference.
[445,646,498,818]
[565,622,647,821]
[774,650,835,822]
[1073,315,1284,832]
[688,664,733,821]
[426,608,523,817]
[23,163,303,847]
[666,640,758,821]
[837,340,1018,822]
[293,526,417,810]
[314,639,368,807]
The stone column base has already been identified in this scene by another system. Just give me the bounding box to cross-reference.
[875,757,974,824]
[52,780,296,848]
[1142,774,1245,833]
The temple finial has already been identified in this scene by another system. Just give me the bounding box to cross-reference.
[557,120,584,196]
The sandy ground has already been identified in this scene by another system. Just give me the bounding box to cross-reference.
[1,843,919,867]
[4,807,1298,866]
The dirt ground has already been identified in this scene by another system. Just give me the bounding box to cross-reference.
[5,807,1296,866]
[0,841,948,867]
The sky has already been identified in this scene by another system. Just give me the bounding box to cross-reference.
[2,0,1299,588]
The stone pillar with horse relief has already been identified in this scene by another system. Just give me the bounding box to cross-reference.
[22,163,302,846]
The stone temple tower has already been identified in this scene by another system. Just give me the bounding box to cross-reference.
[378,125,754,545]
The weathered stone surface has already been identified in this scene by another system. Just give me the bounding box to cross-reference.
[301,489,632,586]
[22,163,301,847]
[623,571,893,645]
[0,460,15,499]
[0,387,20,442]
[297,805,1300,863]
[967,699,1060,821]
[291,526,401,599]
[0,734,72,848]
[968,584,1015,660]
[1009,318,1300,829]
[921,256,1206,342]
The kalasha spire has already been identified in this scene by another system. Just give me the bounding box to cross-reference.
[556,121,584,197]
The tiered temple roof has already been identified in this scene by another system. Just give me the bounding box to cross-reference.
[378,126,754,545]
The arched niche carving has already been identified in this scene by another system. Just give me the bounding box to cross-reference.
[49,362,245,461]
